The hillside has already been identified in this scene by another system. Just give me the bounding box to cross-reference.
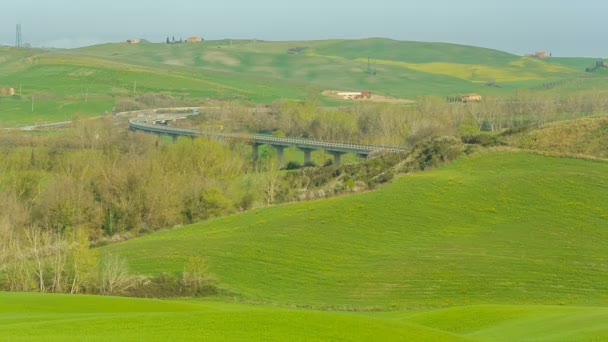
[102,152,608,309]
[76,38,580,89]
[507,116,608,158]
[2,293,607,341]
[0,293,467,341]
[0,39,588,126]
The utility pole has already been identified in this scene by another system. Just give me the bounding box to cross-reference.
[15,24,23,47]
[133,81,137,94]
[31,95,34,112]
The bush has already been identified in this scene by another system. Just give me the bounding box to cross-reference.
[284,161,302,170]
[501,125,535,136]
[413,137,464,170]
[125,257,219,298]
[461,133,505,147]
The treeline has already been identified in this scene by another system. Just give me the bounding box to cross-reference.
[0,116,253,240]
[0,111,469,238]
[0,116,250,295]
[0,223,217,296]
[186,91,608,147]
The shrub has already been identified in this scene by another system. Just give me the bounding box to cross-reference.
[284,161,302,170]
[461,133,505,147]
[413,136,464,170]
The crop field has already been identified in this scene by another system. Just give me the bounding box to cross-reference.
[2,292,607,341]
[102,152,608,309]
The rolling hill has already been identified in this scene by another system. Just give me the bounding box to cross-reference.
[102,151,608,309]
[0,39,588,126]
[2,38,607,341]
[507,116,608,158]
[2,292,607,341]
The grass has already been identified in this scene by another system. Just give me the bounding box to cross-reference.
[507,116,608,158]
[2,292,607,341]
[102,152,608,309]
[0,39,592,126]
[366,58,574,83]
[0,292,466,341]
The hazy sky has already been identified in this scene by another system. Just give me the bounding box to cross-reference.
[1,0,606,57]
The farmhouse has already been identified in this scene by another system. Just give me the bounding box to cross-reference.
[126,39,140,44]
[185,36,203,43]
[460,93,482,102]
[0,87,15,96]
[336,91,372,100]
[525,51,549,59]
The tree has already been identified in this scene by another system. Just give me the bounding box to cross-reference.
[100,254,133,295]
[261,161,282,205]
[181,256,216,296]
[68,229,98,294]
[25,227,53,292]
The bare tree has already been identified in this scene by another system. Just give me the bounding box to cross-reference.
[25,227,53,292]
[261,161,282,205]
[100,254,134,295]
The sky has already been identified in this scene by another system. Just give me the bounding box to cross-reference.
[1,0,607,57]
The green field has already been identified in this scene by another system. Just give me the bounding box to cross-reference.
[3,151,608,340]
[507,116,608,158]
[102,152,608,309]
[3,39,608,340]
[2,292,607,341]
[0,39,590,126]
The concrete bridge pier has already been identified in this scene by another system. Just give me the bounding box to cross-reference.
[330,151,346,166]
[273,145,286,167]
[171,134,178,143]
[299,148,316,165]
[252,143,261,162]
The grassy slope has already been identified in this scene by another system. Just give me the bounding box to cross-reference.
[74,41,482,98]
[2,292,607,341]
[77,39,581,92]
[0,49,306,126]
[0,293,466,342]
[405,305,608,341]
[0,39,587,126]
[103,152,608,309]
[507,116,608,158]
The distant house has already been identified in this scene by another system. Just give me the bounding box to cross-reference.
[126,39,140,44]
[185,36,203,43]
[337,91,372,100]
[0,87,15,96]
[525,51,549,59]
[460,93,482,102]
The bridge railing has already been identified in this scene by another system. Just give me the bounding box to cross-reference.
[129,119,407,154]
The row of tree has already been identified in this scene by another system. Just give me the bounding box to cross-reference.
[182,90,608,149]
[0,222,216,296]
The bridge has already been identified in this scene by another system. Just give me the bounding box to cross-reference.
[128,114,407,166]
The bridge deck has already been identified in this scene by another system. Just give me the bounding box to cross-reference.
[129,118,407,156]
